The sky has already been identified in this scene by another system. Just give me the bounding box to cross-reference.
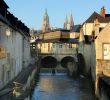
[4,0,110,30]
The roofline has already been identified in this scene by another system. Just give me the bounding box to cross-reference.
[82,11,97,25]
[1,0,9,8]
[36,38,78,44]
[42,28,70,34]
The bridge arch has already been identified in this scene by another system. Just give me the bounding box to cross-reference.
[61,56,78,76]
[61,56,75,68]
[41,56,57,68]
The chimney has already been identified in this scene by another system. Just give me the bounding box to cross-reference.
[100,6,105,18]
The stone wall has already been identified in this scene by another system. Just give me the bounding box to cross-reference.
[0,21,30,90]
[78,42,96,77]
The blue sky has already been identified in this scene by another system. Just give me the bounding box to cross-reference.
[5,0,110,29]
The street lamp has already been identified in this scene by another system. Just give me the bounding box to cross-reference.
[6,27,11,37]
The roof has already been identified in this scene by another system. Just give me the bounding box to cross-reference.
[105,14,110,18]
[68,38,78,43]
[0,14,10,25]
[42,28,70,34]
[36,38,78,43]
[0,0,9,8]
[0,12,30,37]
[84,12,110,23]
[74,25,81,32]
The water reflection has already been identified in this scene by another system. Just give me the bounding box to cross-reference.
[32,75,95,100]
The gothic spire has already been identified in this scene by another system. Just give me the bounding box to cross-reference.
[64,15,68,29]
[42,9,50,32]
[45,8,48,15]
[70,14,74,31]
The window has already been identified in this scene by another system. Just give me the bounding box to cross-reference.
[7,53,10,64]
[103,44,110,60]
[69,43,72,48]
[59,43,62,48]
[44,43,46,48]
[53,43,55,48]
[99,27,103,32]
[7,71,10,81]
[85,35,91,44]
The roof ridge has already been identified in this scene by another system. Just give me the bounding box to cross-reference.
[83,11,110,24]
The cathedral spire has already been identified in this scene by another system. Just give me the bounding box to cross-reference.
[70,14,74,31]
[42,9,50,33]
[64,15,68,29]
[45,9,48,16]
[66,15,68,24]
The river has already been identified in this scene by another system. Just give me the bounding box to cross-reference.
[32,73,96,100]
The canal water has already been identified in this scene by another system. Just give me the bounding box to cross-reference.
[32,72,95,100]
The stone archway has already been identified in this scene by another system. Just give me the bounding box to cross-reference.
[60,56,74,68]
[61,56,77,76]
[41,56,57,68]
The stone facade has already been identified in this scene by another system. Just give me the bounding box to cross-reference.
[0,0,30,90]
[36,29,78,76]
[78,8,110,99]
[78,7,110,78]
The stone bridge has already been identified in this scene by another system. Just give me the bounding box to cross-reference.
[38,51,78,76]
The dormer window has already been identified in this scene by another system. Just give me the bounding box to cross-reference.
[85,35,91,44]
[99,27,103,32]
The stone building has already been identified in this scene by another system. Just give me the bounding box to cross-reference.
[78,7,110,99]
[0,0,30,89]
[92,21,110,97]
[78,7,110,77]
[83,7,110,36]
[36,29,78,76]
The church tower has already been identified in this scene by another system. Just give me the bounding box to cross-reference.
[64,15,68,30]
[63,14,74,31]
[70,14,74,31]
[42,9,50,33]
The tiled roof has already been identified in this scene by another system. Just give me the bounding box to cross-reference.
[84,12,110,23]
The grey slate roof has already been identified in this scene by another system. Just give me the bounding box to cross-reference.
[84,12,110,23]
[74,25,81,32]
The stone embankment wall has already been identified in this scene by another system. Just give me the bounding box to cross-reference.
[96,60,110,100]
[0,63,40,100]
